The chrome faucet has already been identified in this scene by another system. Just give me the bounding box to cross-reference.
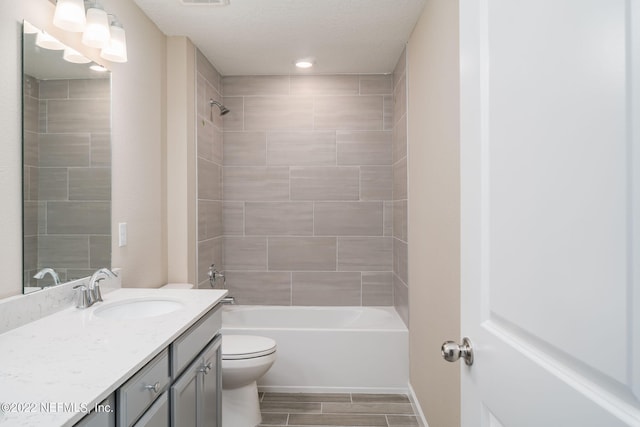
[208,264,225,288]
[89,268,117,303]
[74,268,117,309]
[33,268,61,287]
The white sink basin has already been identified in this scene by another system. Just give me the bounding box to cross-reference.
[93,299,184,320]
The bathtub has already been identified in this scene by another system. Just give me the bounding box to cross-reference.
[221,305,409,393]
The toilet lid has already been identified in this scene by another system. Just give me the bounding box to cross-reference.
[222,335,277,360]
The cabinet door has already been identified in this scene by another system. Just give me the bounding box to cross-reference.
[198,336,222,427]
[170,361,199,427]
[132,392,169,427]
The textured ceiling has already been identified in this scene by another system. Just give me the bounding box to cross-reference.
[133,0,426,76]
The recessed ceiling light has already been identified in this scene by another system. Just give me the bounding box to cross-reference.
[295,60,314,69]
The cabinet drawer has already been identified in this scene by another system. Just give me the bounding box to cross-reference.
[118,349,170,427]
[171,305,221,378]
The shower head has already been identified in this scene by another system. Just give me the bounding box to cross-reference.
[209,99,230,116]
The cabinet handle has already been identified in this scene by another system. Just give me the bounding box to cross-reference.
[199,362,213,374]
[144,382,160,393]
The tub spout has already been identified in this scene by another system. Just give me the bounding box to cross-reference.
[221,296,235,305]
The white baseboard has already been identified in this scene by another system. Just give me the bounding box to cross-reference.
[257,385,409,394]
[408,382,429,427]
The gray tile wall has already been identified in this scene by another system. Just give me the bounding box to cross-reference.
[392,50,409,326]
[196,50,224,288]
[23,76,111,287]
[222,74,394,306]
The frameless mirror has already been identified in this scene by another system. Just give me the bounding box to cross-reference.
[22,21,112,294]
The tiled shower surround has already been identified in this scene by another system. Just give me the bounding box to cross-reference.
[220,74,396,307]
[23,75,111,287]
[194,51,409,319]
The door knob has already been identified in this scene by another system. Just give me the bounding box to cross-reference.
[441,337,474,366]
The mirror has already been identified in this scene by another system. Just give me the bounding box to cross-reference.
[22,21,112,294]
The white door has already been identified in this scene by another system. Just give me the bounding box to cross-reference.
[459,0,640,425]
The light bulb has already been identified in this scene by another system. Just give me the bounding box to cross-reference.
[53,0,86,32]
[82,6,110,49]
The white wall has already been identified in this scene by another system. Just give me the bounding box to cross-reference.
[407,0,461,426]
[0,0,169,298]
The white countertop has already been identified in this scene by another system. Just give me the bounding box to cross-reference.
[0,288,227,427]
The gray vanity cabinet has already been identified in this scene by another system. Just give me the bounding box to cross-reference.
[73,304,222,427]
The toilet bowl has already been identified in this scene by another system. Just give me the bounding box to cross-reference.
[222,335,277,427]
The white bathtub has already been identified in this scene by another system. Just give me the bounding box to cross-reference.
[221,305,409,393]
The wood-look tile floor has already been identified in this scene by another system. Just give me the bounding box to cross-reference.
[258,392,419,427]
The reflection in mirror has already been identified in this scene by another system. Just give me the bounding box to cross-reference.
[23,21,111,294]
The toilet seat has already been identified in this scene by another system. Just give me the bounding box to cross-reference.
[222,335,276,360]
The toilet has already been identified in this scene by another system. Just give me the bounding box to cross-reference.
[221,335,277,427]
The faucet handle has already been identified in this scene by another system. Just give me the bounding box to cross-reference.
[73,285,92,309]
[92,278,105,303]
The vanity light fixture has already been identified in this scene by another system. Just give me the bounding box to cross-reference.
[82,2,110,49]
[100,17,128,63]
[63,46,92,64]
[35,31,66,50]
[53,0,86,32]
[90,63,108,72]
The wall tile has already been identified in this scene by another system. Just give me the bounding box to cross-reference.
[338,237,393,271]
[198,200,223,240]
[393,48,406,90]
[314,202,383,236]
[336,131,392,166]
[292,272,361,305]
[268,237,337,271]
[223,167,289,201]
[393,157,407,200]
[39,80,68,99]
[23,131,38,167]
[393,239,408,285]
[224,237,267,270]
[361,166,392,201]
[197,49,221,94]
[222,97,244,131]
[359,75,393,95]
[267,131,336,166]
[91,133,111,167]
[69,167,111,201]
[38,236,89,269]
[290,166,359,200]
[245,202,313,236]
[393,74,407,124]
[23,94,39,133]
[46,201,110,235]
[314,96,383,130]
[393,200,408,242]
[198,158,222,200]
[290,75,359,95]
[392,113,407,164]
[224,271,291,305]
[197,117,215,162]
[38,168,68,201]
[223,202,244,235]
[362,272,394,306]
[23,202,38,238]
[383,95,394,131]
[23,236,37,271]
[393,274,409,327]
[47,99,110,133]
[244,96,314,131]
[384,201,393,237]
[224,132,267,165]
[89,235,111,269]
[39,134,90,167]
[69,79,110,99]
[223,76,290,96]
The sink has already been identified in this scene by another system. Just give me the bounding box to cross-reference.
[93,299,185,320]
